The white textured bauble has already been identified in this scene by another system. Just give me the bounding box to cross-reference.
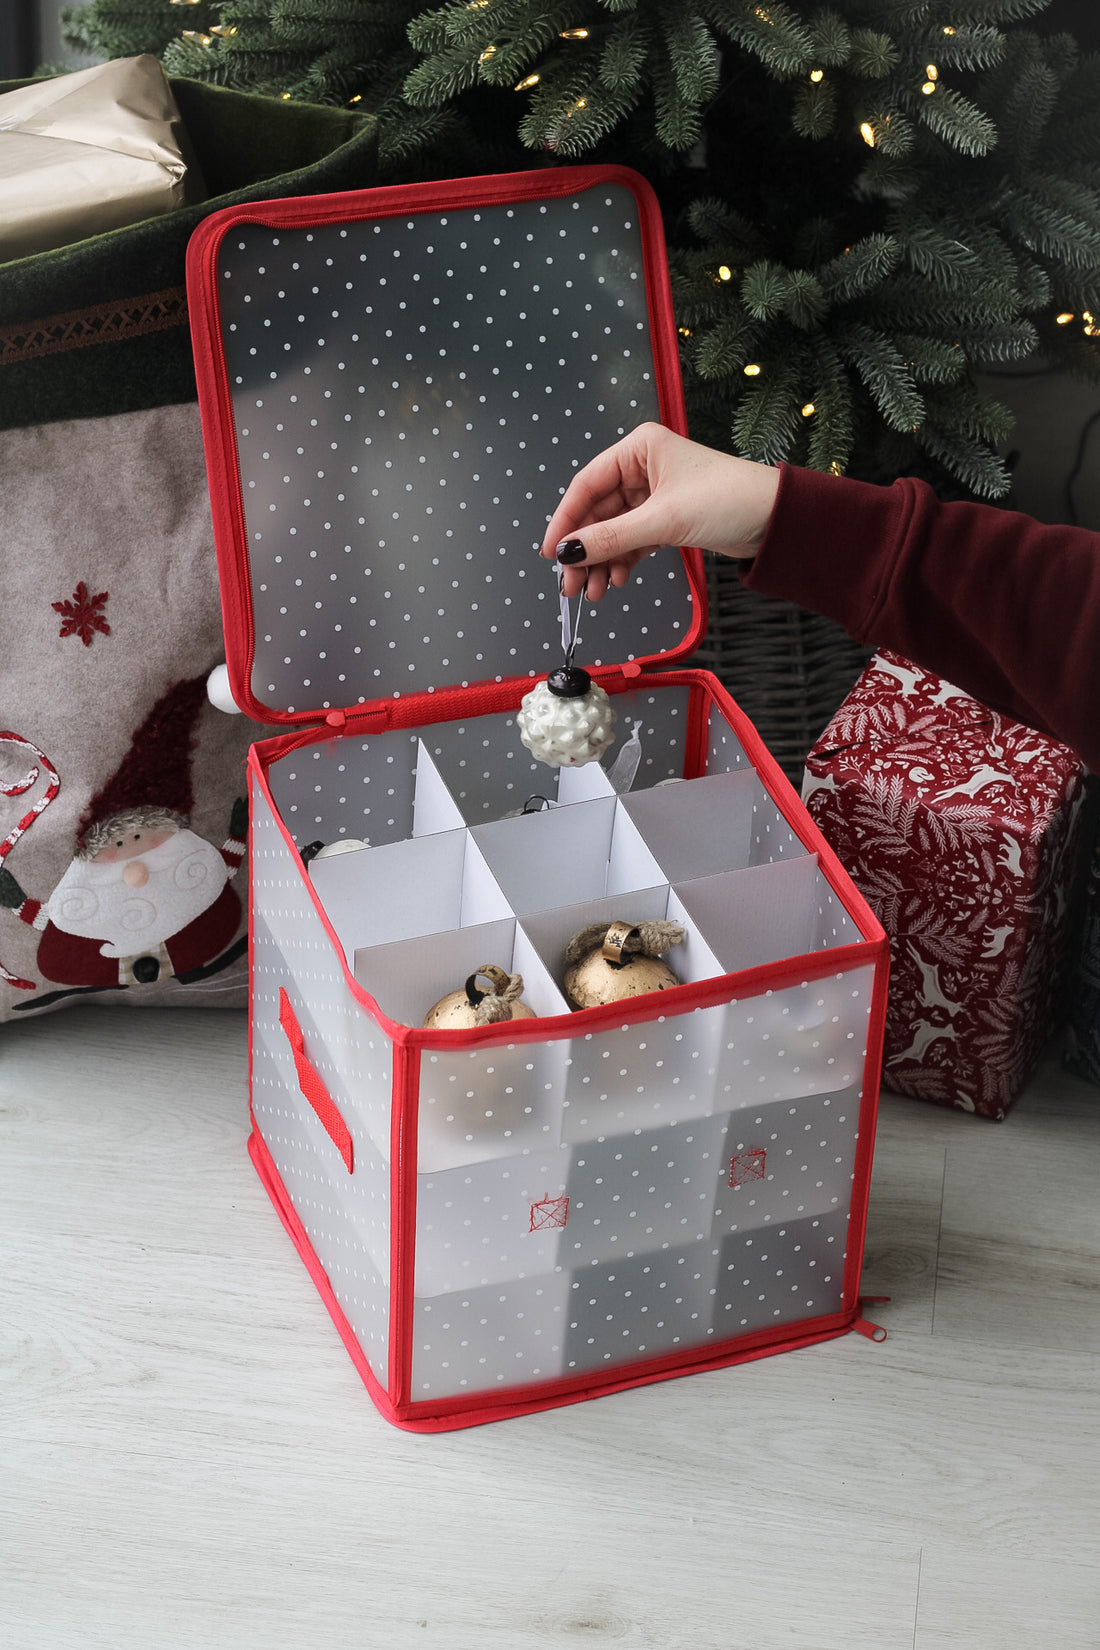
[517,676,616,768]
[206,663,241,715]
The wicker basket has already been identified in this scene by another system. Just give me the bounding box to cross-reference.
[694,556,872,786]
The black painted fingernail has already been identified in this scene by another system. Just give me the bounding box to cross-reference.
[556,538,586,564]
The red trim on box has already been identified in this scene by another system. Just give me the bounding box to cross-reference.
[388,1040,421,1410]
[277,987,354,1174]
[245,668,890,1069]
[186,164,706,726]
[247,1124,877,1433]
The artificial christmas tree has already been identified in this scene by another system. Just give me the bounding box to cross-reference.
[59,0,1100,498]
[53,0,1100,770]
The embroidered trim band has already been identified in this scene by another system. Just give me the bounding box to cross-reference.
[0,286,188,365]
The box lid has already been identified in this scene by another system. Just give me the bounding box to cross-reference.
[186,165,705,726]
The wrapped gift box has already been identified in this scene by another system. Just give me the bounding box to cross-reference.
[0,55,203,261]
[803,650,1088,1119]
[187,166,889,1431]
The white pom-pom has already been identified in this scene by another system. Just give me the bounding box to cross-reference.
[206,664,241,715]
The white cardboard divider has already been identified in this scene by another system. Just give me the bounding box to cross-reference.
[620,769,778,881]
[674,855,824,976]
[458,834,515,929]
[354,916,518,1029]
[519,884,673,992]
[412,741,467,837]
[556,757,617,806]
[310,828,470,954]
[663,886,727,986]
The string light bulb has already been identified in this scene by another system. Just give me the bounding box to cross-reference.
[860,122,876,147]
[182,29,213,44]
[809,69,823,83]
[210,24,238,35]
[744,363,762,377]
[560,28,590,39]
[717,265,732,282]
[478,44,497,63]
[801,402,816,417]
[942,25,957,35]
[1056,312,1075,325]
[515,73,540,90]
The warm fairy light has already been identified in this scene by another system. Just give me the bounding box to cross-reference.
[860,122,875,147]
[922,80,936,94]
[809,69,824,83]
[281,91,292,100]
[478,45,497,63]
[1056,312,1075,324]
[1084,312,1095,323]
[829,461,843,475]
[925,65,938,80]
[560,28,590,39]
[717,265,732,281]
[348,93,362,103]
[678,326,693,338]
[942,25,956,35]
[169,1,203,6]
[210,24,238,35]
[1086,325,1098,337]
[801,402,815,417]
[744,363,762,377]
[182,30,213,44]
[515,73,540,89]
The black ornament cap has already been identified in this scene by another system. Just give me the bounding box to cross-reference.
[546,664,592,698]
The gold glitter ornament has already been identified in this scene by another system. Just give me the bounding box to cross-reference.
[563,919,685,1010]
[423,963,536,1029]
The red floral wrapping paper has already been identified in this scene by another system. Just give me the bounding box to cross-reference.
[803,650,1088,1119]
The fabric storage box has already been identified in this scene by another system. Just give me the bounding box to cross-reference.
[187,165,890,1431]
[803,649,1088,1120]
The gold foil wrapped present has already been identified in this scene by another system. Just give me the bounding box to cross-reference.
[0,55,205,262]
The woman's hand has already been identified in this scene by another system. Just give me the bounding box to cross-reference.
[539,423,781,598]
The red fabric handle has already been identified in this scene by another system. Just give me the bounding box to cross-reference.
[277,988,354,1174]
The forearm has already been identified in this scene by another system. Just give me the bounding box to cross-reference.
[740,464,1100,771]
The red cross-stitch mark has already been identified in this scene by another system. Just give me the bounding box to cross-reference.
[529,1194,569,1232]
[53,582,110,647]
[729,1150,767,1189]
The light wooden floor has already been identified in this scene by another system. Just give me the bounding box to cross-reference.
[2,1005,1098,1650]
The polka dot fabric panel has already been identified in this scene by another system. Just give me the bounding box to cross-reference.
[210,183,695,717]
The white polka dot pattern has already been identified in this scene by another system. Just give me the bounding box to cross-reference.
[214,187,695,716]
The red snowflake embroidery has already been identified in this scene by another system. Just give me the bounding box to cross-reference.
[53,582,110,647]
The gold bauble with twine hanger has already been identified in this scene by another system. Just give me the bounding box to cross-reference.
[423,963,536,1030]
[563,920,685,1010]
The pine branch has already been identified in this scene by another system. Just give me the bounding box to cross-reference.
[834,322,924,433]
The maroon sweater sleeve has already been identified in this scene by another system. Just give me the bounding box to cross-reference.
[740,463,1100,772]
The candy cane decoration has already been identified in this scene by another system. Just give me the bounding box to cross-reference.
[0,732,60,990]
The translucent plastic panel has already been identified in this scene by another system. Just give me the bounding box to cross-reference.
[559,1001,726,1142]
[250,794,396,1157]
[709,1088,862,1234]
[414,1145,570,1297]
[676,857,856,976]
[250,1020,390,1385]
[214,188,694,716]
[411,1269,572,1399]
[417,1033,570,1174]
[561,1113,730,1269]
[712,968,875,1109]
[713,1208,850,1335]
[562,1239,720,1375]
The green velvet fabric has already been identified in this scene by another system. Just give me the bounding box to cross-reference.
[0,78,379,430]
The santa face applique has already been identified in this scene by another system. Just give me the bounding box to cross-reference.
[38,809,239,985]
[0,675,248,1007]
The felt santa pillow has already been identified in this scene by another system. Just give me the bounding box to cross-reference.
[0,401,267,1022]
